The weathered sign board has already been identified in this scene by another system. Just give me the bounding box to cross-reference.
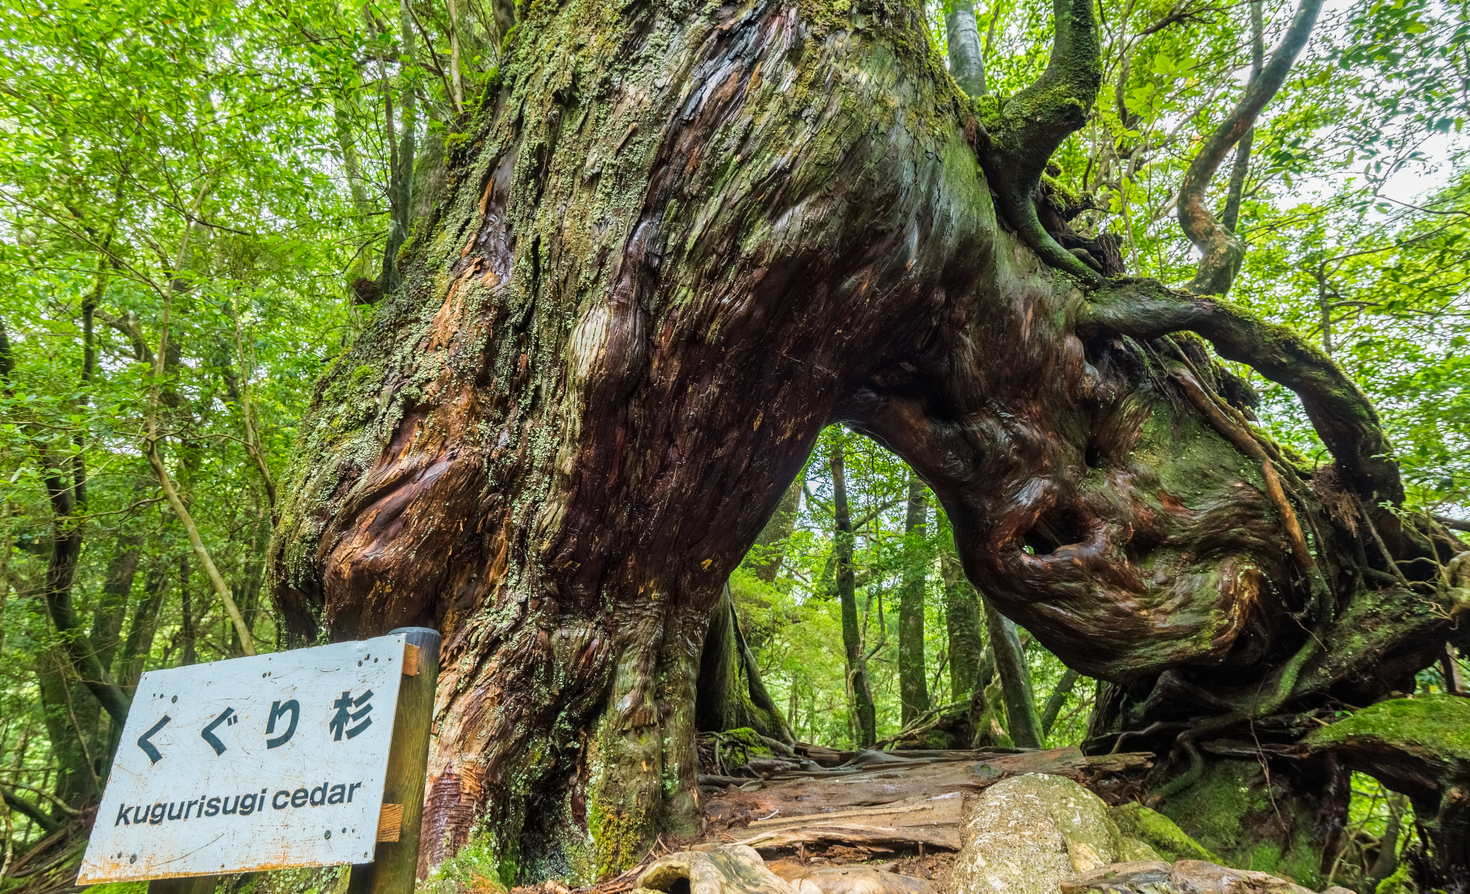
[79,635,414,883]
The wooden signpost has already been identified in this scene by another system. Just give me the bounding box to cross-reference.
[78,628,440,894]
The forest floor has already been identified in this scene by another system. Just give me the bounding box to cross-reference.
[7,745,1157,894]
[550,743,1156,894]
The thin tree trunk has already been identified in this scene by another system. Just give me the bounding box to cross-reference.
[117,561,169,692]
[90,479,151,675]
[898,473,929,727]
[945,1,986,97]
[447,0,465,113]
[333,97,370,209]
[695,583,794,744]
[0,787,13,886]
[37,457,130,726]
[982,597,1042,748]
[33,648,100,806]
[1040,668,1080,736]
[747,477,803,584]
[939,548,985,701]
[1219,0,1263,236]
[179,556,197,667]
[0,501,11,657]
[377,0,418,295]
[831,437,876,747]
[489,0,514,44]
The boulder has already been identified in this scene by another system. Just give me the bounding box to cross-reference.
[636,848,937,894]
[637,846,795,894]
[769,865,935,894]
[951,774,1159,894]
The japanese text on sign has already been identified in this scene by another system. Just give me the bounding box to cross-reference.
[79,636,407,882]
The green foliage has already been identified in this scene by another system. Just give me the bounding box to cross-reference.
[733,426,1095,750]
[0,0,497,859]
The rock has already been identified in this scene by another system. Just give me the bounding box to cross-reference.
[639,846,796,894]
[638,847,936,894]
[768,865,936,894]
[1059,861,1172,893]
[951,774,1160,894]
[1061,859,1324,894]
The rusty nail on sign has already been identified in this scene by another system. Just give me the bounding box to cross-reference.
[78,629,441,894]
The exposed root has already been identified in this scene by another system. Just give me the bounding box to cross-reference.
[1171,369,1313,572]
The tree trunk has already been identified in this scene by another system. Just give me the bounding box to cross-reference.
[830,436,877,748]
[898,473,929,727]
[1040,668,1080,737]
[34,649,100,808]
[746,478,802,584]
[695,583,794,745]
[117,560,170,693]
[92,510,144,674]
[179,556,197,667]
[982,596,1043,748]
[940,547,986,702]
[270,1,1459,883]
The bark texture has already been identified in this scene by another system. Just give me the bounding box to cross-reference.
[269,0,1461,884]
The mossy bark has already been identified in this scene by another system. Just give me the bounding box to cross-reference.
[1152,757,1349,889]
[939,548,987,703]
[830,435,877,747]
[268,0,1460,884]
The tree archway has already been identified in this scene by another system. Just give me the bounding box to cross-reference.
[268,1,1464,885]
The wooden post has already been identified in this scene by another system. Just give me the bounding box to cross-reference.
[348,627,441,894]
[148,876,219,894]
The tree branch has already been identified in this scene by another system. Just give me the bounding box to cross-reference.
[945,1,986,97]
[1078,279,1402,505]
[1219,0,1264,235]
[974,0,1104,284]
[1179,0,1324,295]
[0,790,59,835]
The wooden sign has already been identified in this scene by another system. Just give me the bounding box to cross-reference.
[79,634,415,883]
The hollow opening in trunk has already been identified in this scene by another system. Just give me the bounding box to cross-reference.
[1025,505,1089,555]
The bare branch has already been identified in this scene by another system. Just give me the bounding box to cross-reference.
[1179,0,1325,295]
